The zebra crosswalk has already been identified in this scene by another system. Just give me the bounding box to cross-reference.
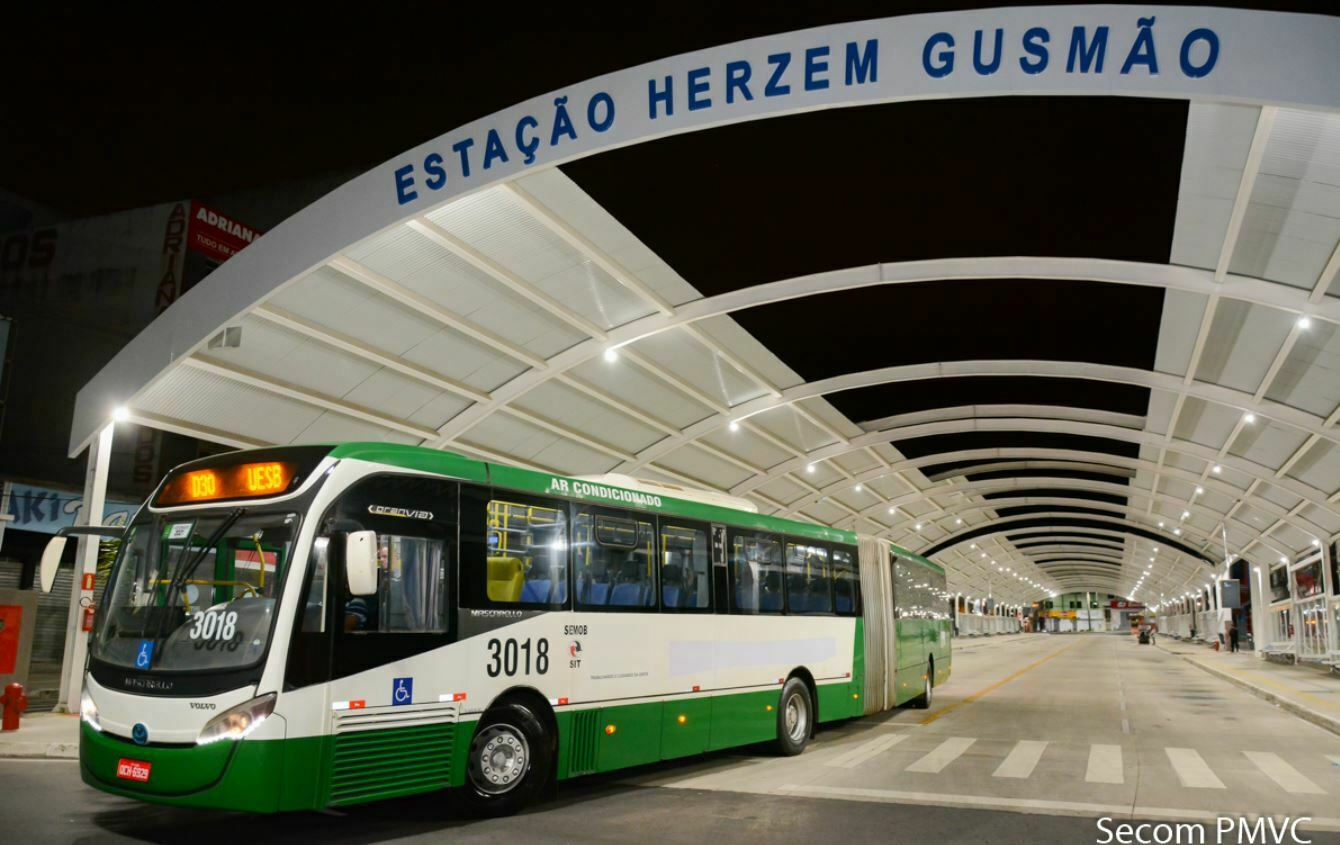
[817,734,1340,796]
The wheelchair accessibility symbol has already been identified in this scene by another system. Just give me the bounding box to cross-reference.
[392,677,413,706]
[135,640,155,670]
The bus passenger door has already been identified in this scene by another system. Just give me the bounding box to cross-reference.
[891,555,925,702]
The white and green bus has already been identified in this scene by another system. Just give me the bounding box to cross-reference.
[45,443,951,815]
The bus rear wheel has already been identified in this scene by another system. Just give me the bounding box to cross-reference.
[462,702,552,817]
[913,661,934,709]
[774,677,813,756]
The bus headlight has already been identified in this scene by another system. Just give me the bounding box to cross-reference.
[196,693,277,746]
[80,688,101,732]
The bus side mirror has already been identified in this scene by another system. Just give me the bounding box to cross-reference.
[345,531,379,596]
[39,536,69,593]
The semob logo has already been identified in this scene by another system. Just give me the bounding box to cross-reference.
[1096,817,1312,844]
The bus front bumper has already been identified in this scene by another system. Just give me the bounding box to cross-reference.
[80,721,324,812]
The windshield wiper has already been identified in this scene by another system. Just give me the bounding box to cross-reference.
[147,508,245,666]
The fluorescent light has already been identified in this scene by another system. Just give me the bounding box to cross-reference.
[603,347,619,362]
[112,406,130,423]
[728,420,740,432]
[1297,316,1312,330]
[1243,412,1256,424]
[806,463,816,474]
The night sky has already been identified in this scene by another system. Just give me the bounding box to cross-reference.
[2,1,1326,219]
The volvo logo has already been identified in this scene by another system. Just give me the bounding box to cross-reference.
[131,723,149,745]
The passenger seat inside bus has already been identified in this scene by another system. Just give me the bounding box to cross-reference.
[661,563,685,608]
[487,556,524,602]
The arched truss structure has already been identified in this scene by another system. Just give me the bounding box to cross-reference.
[70,8,1340,609]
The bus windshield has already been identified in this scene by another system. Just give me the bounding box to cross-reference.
[92,509,301,673]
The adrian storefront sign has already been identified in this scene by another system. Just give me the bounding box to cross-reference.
[187,204,261,265]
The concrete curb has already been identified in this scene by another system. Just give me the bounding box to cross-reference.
[1156,643,1340,738]
[0,741,78,760]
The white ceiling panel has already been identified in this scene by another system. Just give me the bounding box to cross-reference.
[697,427,790,473]
[398,325,529,394]
[293,412,421,445]
[631,331,771,408]
[1287,438,1340,495]
[1264,318,1340,417]
[1194,299,1293,393]
[1255,481,1302,513]
[511,380,663,456]
[217,316,379,399]
[1172,396,1238,450]
[1229,108,1340,290]
[1229,419,1310,470]
[137,367,318,445]
[426,186,656,329]
[651,447,752,491]
[346,225,587,357]
[568,358,712,430]
[693,316,805,392]
[1154,291,1210,378]
[1170,103,1260,271]
[751,406,840,455]
[270,267,442,357]
[512,169,701,308]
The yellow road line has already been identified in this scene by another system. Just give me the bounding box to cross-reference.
[920,643,1077,725]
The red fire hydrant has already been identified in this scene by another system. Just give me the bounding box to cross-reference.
[2,682,28,731]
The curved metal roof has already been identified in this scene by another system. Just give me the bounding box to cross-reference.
[69,6,1340,608]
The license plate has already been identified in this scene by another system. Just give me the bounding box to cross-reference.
[116,758,152,782]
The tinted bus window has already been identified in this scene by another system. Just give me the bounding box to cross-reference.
[786,542,832,614]
[730,531,783,614]
[660,520,711,611]
[486,498,568,605]
[573,509,656,609]
[832,547,859,615]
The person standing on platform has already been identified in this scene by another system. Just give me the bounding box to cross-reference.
[1228,616,1240,653]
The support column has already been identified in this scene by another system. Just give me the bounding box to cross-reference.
[1250,565,1268,654]
[57,421,113,713]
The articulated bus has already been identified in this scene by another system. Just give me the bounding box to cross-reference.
[43,443,951,815]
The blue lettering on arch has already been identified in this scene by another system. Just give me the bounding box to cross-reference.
[649,75,673,119]
[845,39,878,85]
[1067,26,1109,73]
[804,46,829,91]
[687,67,712,110]
[423,153,446,190]
[765,52,791,96]
[922,32,955,78]
[1020,27,1050,74]
[394,164,417,206]
[725,60,754,103]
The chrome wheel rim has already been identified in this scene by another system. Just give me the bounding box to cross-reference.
[784,691,808,743]
[470,724,530,795]
[925,676,933,705]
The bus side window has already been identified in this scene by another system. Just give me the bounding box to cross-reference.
[572,509,656,610]
[659,520,710,611]
[785,542,832,614]
[320,474,457,636]
[301,537,329,632]
[729,531,782,614]
[486,499,568,606]
[832,547,858,616]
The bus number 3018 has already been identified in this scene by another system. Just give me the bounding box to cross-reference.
[485,637,549,677]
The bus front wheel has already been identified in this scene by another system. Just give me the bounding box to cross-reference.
[462,702,552,817]
[774,677,813,756]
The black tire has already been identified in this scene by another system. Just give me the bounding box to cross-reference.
[774,677,813,756]
[461,703,552,818]
[913,661,934,709]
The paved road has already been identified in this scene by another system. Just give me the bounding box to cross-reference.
[7,633,1340,843]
